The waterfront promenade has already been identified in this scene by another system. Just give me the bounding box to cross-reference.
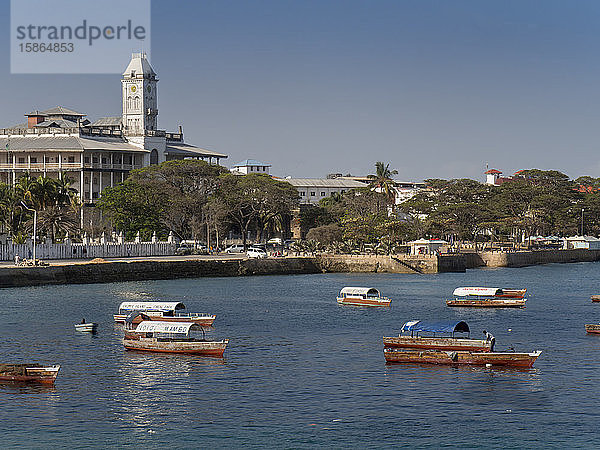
[2,248,600,288]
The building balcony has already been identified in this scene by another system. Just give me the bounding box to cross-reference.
[82,163,142,170]
[0,162,82,170]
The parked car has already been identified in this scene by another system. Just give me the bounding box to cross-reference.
[176,244,193,255]
[224,244,245,253]
[267,237,283,245]
[247,248,267,259]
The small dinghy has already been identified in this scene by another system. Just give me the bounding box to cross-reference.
[75,322,98,333]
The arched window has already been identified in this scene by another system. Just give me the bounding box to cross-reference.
[134,96,140,110]
[150,149,158,165]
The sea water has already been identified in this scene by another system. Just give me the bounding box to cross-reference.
[1,262,599,448]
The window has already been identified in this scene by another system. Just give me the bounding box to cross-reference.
[93,177,98,185]
[30,157,37,164]
[84,157,90,164]
[310,192,315,196]
[321,192,325,196]
[68,156,75,163]
[101,157,107,164]
[92,157,98,164]
[18,157,25,164]
[300,192,306,197]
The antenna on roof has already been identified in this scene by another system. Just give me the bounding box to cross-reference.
[485,162,489,170]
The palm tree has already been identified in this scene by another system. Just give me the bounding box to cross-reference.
[36,205,80,242]
[368,162,398,205]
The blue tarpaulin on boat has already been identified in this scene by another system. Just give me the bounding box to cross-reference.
[401,320,470,334]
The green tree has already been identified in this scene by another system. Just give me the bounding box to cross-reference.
[368,161,398,204]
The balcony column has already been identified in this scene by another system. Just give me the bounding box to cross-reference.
[99,171,102,195]
[58,152,62,170]
[89,171,93,202]
[27,154,31,170]
[80,170,84,202]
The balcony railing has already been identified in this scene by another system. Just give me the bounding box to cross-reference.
[0,162,82,170]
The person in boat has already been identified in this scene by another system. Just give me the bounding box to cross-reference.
[81,318,86,324]
[483,330,496,351]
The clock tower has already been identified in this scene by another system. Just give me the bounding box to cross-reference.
[121,52,158,135]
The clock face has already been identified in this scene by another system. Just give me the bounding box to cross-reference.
[130,85,137,93]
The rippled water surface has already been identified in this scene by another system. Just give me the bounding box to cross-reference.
[2,262,600,448]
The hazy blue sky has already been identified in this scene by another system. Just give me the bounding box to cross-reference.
[1,0,599,181]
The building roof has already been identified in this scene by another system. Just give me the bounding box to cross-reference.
[233,159,271,167]
[122,52,157,78]
[485,169,502,174]
[89,116,122,127]
[34,118,78,128]
[283,178,366,188]
[165,143,227,159]
[26,106,86,117]
[0,135,146,153]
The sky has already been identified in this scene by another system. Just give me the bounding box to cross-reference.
[1,0,599,182]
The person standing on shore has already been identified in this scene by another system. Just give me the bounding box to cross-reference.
[14,254,19,266]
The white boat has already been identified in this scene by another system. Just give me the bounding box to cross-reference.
[113,301,216,326]
[75,323,98,332]
[336,287,391,307]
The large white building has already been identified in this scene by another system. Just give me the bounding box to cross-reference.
[0,53,227,204]
[283,178,366,204]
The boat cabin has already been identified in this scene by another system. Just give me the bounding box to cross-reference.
[401,320,471,337]
[453,287,503,298]
[130,321,199,339]
[117,301,186,317]
[338,287,382,300]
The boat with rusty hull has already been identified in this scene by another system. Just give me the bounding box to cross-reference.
[337,287,391,307]
[383,320,493,352]
[585,324,600,334]
[591,295,600,303]
[383,349,541,368]
[114,301,216,326]
[123,314,228,357]
[446,287,527,308]
[0,364,60,384]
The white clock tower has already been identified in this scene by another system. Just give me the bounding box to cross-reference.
[121,52,158,135]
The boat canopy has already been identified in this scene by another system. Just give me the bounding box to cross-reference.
[134,321,196,335]
[401,320,470,334]
[453,287,502,297]
[118,301,186,312]
[339,287,381,297]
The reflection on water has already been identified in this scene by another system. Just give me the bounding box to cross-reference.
[2,265,600,446]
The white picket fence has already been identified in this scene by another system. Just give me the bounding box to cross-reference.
[0,242,178,261]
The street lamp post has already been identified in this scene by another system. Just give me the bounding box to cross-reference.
[581,208,585,236]
[21,202,37,264]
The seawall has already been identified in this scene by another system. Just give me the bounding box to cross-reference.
[0,257,322,288]
[480,249,600,268]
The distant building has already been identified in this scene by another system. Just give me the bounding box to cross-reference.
[563,236,600,250]
[231,159,271,175]
[283,178,365,204]
[0,52,227,205]
[338,176,425,204]
[407,239,448,255]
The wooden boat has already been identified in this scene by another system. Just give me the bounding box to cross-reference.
[591,295,600,303]
[446,287,526,308]
[75,322,98,333]
[123,317,228,357]
[497,289,527,299]
[383,320,493,352]
[0,364,60,384]
[113,301,216,326]
[585,324,600,334]
[383,349,541,368]
[336,287,391,307]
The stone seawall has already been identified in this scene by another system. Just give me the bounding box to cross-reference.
[315,254,465,274]
[0,257,322,288]
[480,249,600,268]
